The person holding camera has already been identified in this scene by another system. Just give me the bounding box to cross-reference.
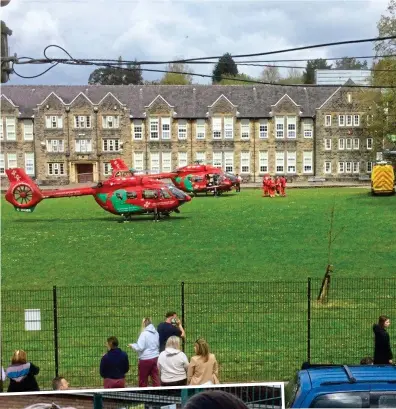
[157,311,185,352]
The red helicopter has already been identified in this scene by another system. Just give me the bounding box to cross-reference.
[110,159,238,196]
[4,168,192,222]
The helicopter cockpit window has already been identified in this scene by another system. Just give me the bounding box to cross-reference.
[142,189,158,199]
[126,191,137,199]
[192,176,204,182]
[168,186,188,200]
[161,188,172,199]
[224,172,237,182]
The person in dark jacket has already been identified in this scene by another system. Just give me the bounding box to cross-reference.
[100,336,129,388]
[373,315,393,364]
[6,349,40,392]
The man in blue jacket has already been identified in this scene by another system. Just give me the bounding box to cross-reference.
[100,336,129,388]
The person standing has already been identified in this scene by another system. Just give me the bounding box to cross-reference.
[6,349,40,392]
[279,175,287,197]
[235,174,242,192]
[188,338,219,385]
[128,317,160,387]
[100,336,129,388]
[157,311,185,352]
[373,315,393,364]
[262,175,269,197]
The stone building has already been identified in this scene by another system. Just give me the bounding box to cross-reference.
[0,84,378,186]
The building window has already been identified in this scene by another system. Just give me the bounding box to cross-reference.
[275,151,284,173]
[161,152,172,172]
[6,117,16,140]
[367,162,373,173]
[75,139,92,153]
[45,115,63,129]
[196,119,205,139]
[74,115,91,128]
[367,138,373,150]
[346,138,352,150]
[212,117,222,139]
[161,117,171,140]
[287,151,296,173]
[102,139,120,152]
[150,117,159,140]
[324,161,332,174]
[195,151,206,164]
[353,138,360,150]
[287,116,296,138]
[325,139,332,150]
[345,161,352,173]
[103,162,112,176]
[150,152,160,173]
[259,151,268,173]
[178,119,187,140]
[346,115,352,126]
[353,115,360,126]
[133,152,144,171]
[259,120,268,138]
[353,162,360,174]
[240,119,250,139]
[0,153,4,174]
[240,151,250,173]
[275,116,284,139]
[178,152,188,168]
[303,122,313,138]
[212,151,222,168]
[25,153,35,176]
[23,120,34,141]
[338,138,345,150]
[338,162,345,173]
[48,163,65,176]
[7,153,17,168]
[46,139,64,152]
[325,115,332,127]
[347,93,352,103]
[224,152,234,172]
[102,115,119,129]
[338,115,345,127]
[133,120,143,140]
[224,117,234,139]
[303,151,313,173]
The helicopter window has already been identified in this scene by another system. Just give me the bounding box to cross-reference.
[192,176,204,182]
[143,189,158,199]
[126,191,137,199]
[169,186,188,200]
[115,171,121,177]
[161,189,172,199]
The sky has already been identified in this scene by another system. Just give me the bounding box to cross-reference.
[0,0,390,86]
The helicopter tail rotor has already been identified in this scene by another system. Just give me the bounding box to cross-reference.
[5,168,44,213]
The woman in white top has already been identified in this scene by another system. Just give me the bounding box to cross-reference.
[157,336,189,386]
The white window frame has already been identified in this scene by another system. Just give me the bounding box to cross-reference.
[303,151,313,174]
[178,152,188,168]
[133,152,144,171]
[367,162,373,173]
[353,138,360,150]
[353,115,360,126]
[161,117,171,140]
[338,162,345,173]
[74,115,91,129]
[286,116,297,139]
[240,151,250,174]
[196,119,205,139]
[195,151,206,164]
[150,117,159,140]
[7,153,17,168]
[240,119,250,139]
[259,119,268,139]
[48,163,65,176]
[45,115,63,129]
[133,120,143,140]
[353,162,360,174]
[275,151,284,173]
[345,161,352,173]
[303,122,313,138]
[161,151,172,172]
[6,117,16,141]
[212,151,222,168]
[23,120,34,141]
[346,115,352,126]
[338,138,345,150]
[287,151,296,174]
[259,151,269,173]
[275,116,284,139]
[103,162,112,176]
[25,153,35,176]
[325,139,332,151]
[102,139,120,152]
[75,139,92,153]
[102,115,119,129]
[46,139,64,153]
[338,115,345,127]
[212,117,222,139]
[224,151,234,172]
[0,153,4,175]
[367,138,373,150]
[224,117,234,139]
[324,161,332,174]
[178,119,187,140]
[325,115,332,127]
[150,152,160,173]
[346,138,352,150]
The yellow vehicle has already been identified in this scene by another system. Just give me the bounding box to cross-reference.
[371,161,395,195]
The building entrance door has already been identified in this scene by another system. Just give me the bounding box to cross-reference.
[76,163,94,183]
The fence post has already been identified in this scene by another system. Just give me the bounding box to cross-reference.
[93,393,103,409]
[307,278,312,364]
[53,286,59,378]
[181,281,185,352]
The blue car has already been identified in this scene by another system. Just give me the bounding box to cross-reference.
[286,364,396,408]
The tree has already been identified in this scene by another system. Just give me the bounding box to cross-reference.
[212,53,238,84]
[375,0,396,56]
[260,65,281,83]
[303,59,332,84]
[334,57,368,69]
[217,73,260,85]
[160,61,193,85]
[88,56,143,85]
[279,68,304,85]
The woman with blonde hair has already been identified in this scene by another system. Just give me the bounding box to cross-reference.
[6,349,40,392]
[157,335,189,386]
[188,338,219,385]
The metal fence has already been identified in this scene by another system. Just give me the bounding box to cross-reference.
[1,278,395,391]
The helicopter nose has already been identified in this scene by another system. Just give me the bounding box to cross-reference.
[184,194,192,202]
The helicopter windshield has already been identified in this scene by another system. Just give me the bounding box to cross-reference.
[224,172,237,182]
[168,185,189,200]
[161,188,173,199]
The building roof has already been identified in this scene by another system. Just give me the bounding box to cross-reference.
[1,84,339,118]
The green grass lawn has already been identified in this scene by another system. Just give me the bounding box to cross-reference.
[1,188,395,390]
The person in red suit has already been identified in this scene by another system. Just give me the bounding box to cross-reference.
[275,177,281,196]
[262,175,270,197]
[268,177,276,198]
[279,176,287,197]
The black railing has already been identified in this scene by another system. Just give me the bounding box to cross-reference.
[1,278,395,391]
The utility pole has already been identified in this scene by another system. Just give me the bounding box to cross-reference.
[1,0,16,83]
